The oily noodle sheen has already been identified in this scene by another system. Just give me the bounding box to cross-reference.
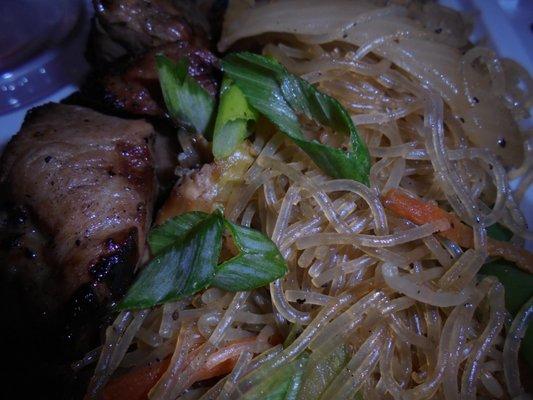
[84,1,533,399]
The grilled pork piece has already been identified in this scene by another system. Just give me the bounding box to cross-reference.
[0,103,157,399]
[92,0,211,58]
[95,42,219,117]
[0,103,156,305]
[87,0,220,118]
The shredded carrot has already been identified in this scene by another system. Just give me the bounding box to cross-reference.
[382,189,533,273]
[382,189,473,247]
[101,357,170,400]
[190,336,257,381]
[101,337,260,400]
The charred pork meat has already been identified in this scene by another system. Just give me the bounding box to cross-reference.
[1,103,156,307]
[91,0,212,61]
[94,42,219,117]
[0,103,157,398]
[86,0,220,119]
[1,2,223,396]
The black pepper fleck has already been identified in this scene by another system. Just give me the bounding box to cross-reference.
[434,28,442,34]
[498,138,506,148]
[75,239,81,246]
[24,247,36,260]
[5,235,22,249]
[342,33,348,39]
[44,156,52,163]
[8,207,27,225]
[459,117,465,123]
[473,96,479,103]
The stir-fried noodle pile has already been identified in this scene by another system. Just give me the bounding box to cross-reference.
[84,1,533,399]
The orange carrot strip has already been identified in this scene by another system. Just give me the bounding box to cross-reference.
[101,337,260,400]
[102,358,170,400]
[382,189,533,273]
[382,189,473,247]
[192,337,257,382]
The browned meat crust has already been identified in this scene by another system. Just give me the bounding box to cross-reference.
[0,103,157,303]
[94,42,219,117]
[92,0,211,57]
[86,0,220,118]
